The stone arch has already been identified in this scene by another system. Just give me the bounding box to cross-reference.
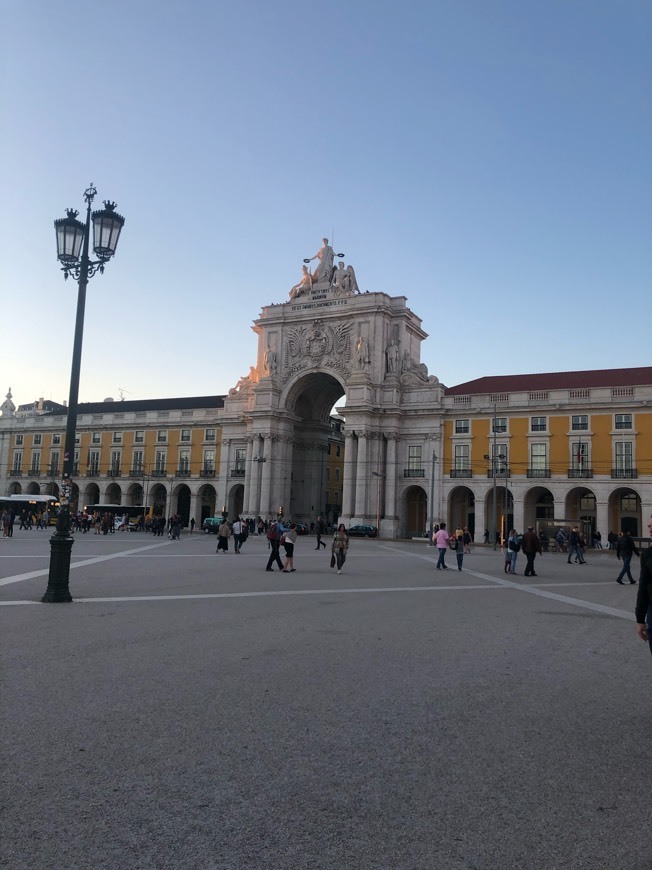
[26,481,40,495]
[522,486,554,529]
[43,481,60,498]
[105,482,122,504]
[82,482,100,509]
[198,484,217,522]
[448,485,476,537]
[151,483,167,517]
[126,482,144,506]
[403,484,427,538]
[565,486,597,534]
[9,482,22,495]
[227,483,244,520]
[484,484,514,542]
[175,484,192,525]
[278,370,347,523]
[608,486,642,536]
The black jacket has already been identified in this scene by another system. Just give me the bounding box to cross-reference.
[635,548,652,624]
[616,535,639,559]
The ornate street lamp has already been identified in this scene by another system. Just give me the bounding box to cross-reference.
[42,184,125,603]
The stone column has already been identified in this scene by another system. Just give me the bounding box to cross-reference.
[243,436,254,516]
[189,491,199,526]
[473,494,486,543]
[354,431,368,519]
[259,435,273,519]
[249,435,263,520]
[385,435,398,520]
[341,431,356,521]
[216,438,231,514]
[595,501,609,544]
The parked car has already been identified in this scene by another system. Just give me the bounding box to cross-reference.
[347,524,378,538]
[202,517,226,534]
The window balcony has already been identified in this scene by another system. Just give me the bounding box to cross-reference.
[151,469,167,477]
[611,468,637,479]
[230,468,246,478]
[567,468,594,479]
[12,470,23,477]
[175,468,191,477]
[86,468,100,477]
[107,469,121,478]
[403,468,425,478]
[486,468,511,478]
[129,468,144,477]
[47,466,60,477]
[450,468,473,478]
[30,468,41,477]
[199,468,215,478]
[527,468,551,478]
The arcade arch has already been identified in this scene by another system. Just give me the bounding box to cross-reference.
[523,486,554,530]
[448,486,476,537]
[608,486,642,536]
[404,484,427,538]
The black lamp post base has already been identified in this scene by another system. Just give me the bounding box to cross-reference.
[42,532,74,603]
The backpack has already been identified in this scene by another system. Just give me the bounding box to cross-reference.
[510,536,521,553]
[267,523,277,541]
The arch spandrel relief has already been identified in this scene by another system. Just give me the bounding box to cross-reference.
[284,319,353,382]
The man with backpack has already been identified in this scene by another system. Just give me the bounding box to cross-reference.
[265,518,285,572]
[522,525,542,577]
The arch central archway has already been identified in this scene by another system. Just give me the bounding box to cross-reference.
[282,371,346,523]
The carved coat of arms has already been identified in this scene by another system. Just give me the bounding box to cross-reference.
[285,319,353,378]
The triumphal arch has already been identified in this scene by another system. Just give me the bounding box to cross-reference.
[216,240,445,537]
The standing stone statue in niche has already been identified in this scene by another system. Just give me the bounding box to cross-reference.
[356,334,370,369]
[289,265,313,300]
[333,261,360,295]
[264,344,277,376]
[386,338,400,374]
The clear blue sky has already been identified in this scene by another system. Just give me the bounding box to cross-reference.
[2,0,650,407]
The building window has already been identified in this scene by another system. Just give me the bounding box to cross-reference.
[154,451,166,473]
[335,468,340,482]
[615,441,632,472]
[52,433,61,445]
[203,449,215,471]
[454,444,470,470]
[33,433,42,446]
[178,449,190,473]
[571,415,588,431]
[132,450,143,472]
[112,432,123,444]
[455,419,469,434]
[615,414,632,430]
[571,442,589,471]
[15,434,24,446]
[134,431,144,444]
[408,446,422,469]
[31,450,40,472]
[336,445,341,457]
[334,490,339,504]
[12,452,22,473]
[530,443,547,470]
[326,467,330,481]
[110,451,121,473]
[492,417,507,433]
[157,430,167,444]
[89,451,100,474]
[531,417,547,432]
[621,494,637,512]
[49,451,59,476]
[328,443,331,454]
[181,429,191,442]
[92,432,101,445]
[492,444,508,473]
[205,428,215,442]
[234,448,246,472]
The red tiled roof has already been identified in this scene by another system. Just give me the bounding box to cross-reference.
[445,367,652,396]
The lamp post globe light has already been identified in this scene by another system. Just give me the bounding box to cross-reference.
[42,184,124,603]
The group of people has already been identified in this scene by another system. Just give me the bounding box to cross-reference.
[263,517,350,575]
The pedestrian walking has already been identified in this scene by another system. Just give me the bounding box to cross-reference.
[451,531,464,571]
[265,518,285,571]
[282,523,298,572]
[434,522,449,570]
[463,527,472,554]
[232,517,244,554]
[315,516,327,550]
[190,517,195,533]
[615,530,639,585]
[506,529,521,574]
[216,519,231,553]
[567,526,586,564]
[331,523,349,574]
[522,525,542,576]
[635,516,652,657]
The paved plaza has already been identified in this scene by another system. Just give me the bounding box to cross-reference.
[1,530,649,870]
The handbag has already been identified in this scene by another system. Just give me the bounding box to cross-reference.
[330,554,336,568]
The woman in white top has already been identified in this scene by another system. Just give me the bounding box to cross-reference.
[282,523,298,572]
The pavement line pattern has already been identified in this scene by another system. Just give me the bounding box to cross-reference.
[0,540,173,587]
[0,585,510,606]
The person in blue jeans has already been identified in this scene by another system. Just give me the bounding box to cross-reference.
[616,530,639,585]
[567,526,586,564]
[434,523,450,570]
